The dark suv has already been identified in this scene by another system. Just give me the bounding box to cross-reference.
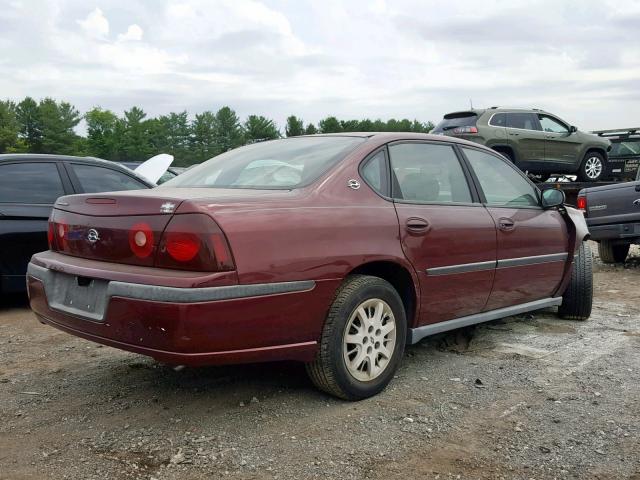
[0,154,153,294]
[433,108,612,182]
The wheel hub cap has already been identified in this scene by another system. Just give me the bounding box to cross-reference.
[342,298,396,382]
[585,157,602,179]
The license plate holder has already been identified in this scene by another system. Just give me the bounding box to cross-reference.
[48,272,109,322]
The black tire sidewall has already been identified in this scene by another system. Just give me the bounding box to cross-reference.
[329,280,406,400]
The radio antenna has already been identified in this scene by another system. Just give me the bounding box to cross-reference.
[470,98,474,109]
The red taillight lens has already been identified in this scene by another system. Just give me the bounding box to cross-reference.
[47,221,55,250]
[165,232,200,262]
[156,214,235,271]
[577,196,587,211]
[452,126,478,134]
[128,222,154,258]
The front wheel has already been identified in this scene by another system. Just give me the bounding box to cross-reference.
[578,152,606,182]
[306,275,406,400]
[558,242,593,321]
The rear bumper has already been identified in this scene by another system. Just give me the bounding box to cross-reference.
[587,222,640,242]
[27,255,339,366]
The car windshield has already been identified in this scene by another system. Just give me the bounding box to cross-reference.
[163,136,366,189]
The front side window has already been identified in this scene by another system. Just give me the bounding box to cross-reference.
[610,140,640,158]
[164,137,366,189]
[507,113,540,131]
[539,115,569,134]
[389,143,472,203]
[463,148,539,207]
[71,164,148,193]
[0,163,64,204]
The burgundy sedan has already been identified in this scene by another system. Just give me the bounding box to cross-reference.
[27,133,592,400]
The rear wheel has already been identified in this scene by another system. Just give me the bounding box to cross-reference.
[598,240,630,263]
[558,242,593,321]
[578,152,606,182]
[306,275,406,400]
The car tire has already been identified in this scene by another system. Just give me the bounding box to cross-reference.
[558,242,593,321]
[578,152,606,182]
[598,240,630,263]
[306,275,406,400]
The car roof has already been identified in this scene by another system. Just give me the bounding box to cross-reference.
[0,154,155,186]
[442,107,552,118]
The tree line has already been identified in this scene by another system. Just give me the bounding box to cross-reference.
[0,97,435,166]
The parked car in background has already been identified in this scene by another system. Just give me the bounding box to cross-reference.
[119,161,185,184]
[578,164,640,263]
[0,154,154,294]
[592,128,640,179]
[28,134,592,400]
[432,107,612,182]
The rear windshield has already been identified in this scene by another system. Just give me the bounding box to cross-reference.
[609,140,640,158]
[163,136,365,189]
[432,112,478,133]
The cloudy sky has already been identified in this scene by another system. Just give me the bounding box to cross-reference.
[1,0,638,131]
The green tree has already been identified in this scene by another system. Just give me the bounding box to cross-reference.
[190,111,220,163]
[121,106,151,161]
[358,119,374,131]
[85,107,120,159]
[243,115,280,142]
[0,100,21,153]
[38,98,82,154]
[319,116,342,133]
[16,97,43,152]
[285,115,305,137]
[304,123,318,135]
[340,119,360,132]
[213,106,244,153]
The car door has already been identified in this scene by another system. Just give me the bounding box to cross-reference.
[0,161,71,292]
[461,147,569,310]
[538,114,582,169]
[505,112,546,170]
[389,141,497,325]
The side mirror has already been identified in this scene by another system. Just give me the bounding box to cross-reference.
[570,125,578,133]
[541,188,565,208]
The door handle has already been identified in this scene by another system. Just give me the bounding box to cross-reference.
[406,217,430,233]
[498,218,515,231]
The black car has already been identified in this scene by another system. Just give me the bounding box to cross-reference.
[0,154,154,294]
[592,128,640,179]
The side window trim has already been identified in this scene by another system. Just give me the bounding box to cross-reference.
[387,140,480,206]
[458,145,542,209]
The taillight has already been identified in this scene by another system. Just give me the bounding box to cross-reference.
[55,221,68,249]
[156,214,235,272]
[452,126,478,134]
[577,196,587,211]
[47,221,55,250]
[128,222,154,258]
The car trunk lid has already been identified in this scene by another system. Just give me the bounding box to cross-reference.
[581,181,640,226]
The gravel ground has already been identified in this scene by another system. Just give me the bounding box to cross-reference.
[0,242,639,480]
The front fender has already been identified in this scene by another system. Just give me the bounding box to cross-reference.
[563,206,589,253]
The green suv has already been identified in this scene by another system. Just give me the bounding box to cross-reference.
[432,108,612,182]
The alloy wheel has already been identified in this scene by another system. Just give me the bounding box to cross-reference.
[584,156,603,179]
[342,298,397,382]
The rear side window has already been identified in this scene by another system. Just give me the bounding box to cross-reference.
[389,143,472,203]
[361,150,389,196]
[489,113,507,127]
[463,148,539,207]
[71,164,148,193]
[432,112,478,134]
[507,113,540,131]
[0,163,64,204]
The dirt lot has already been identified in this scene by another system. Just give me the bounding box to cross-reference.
[1,243,639,480]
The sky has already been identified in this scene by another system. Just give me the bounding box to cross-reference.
[0,0,639,131]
